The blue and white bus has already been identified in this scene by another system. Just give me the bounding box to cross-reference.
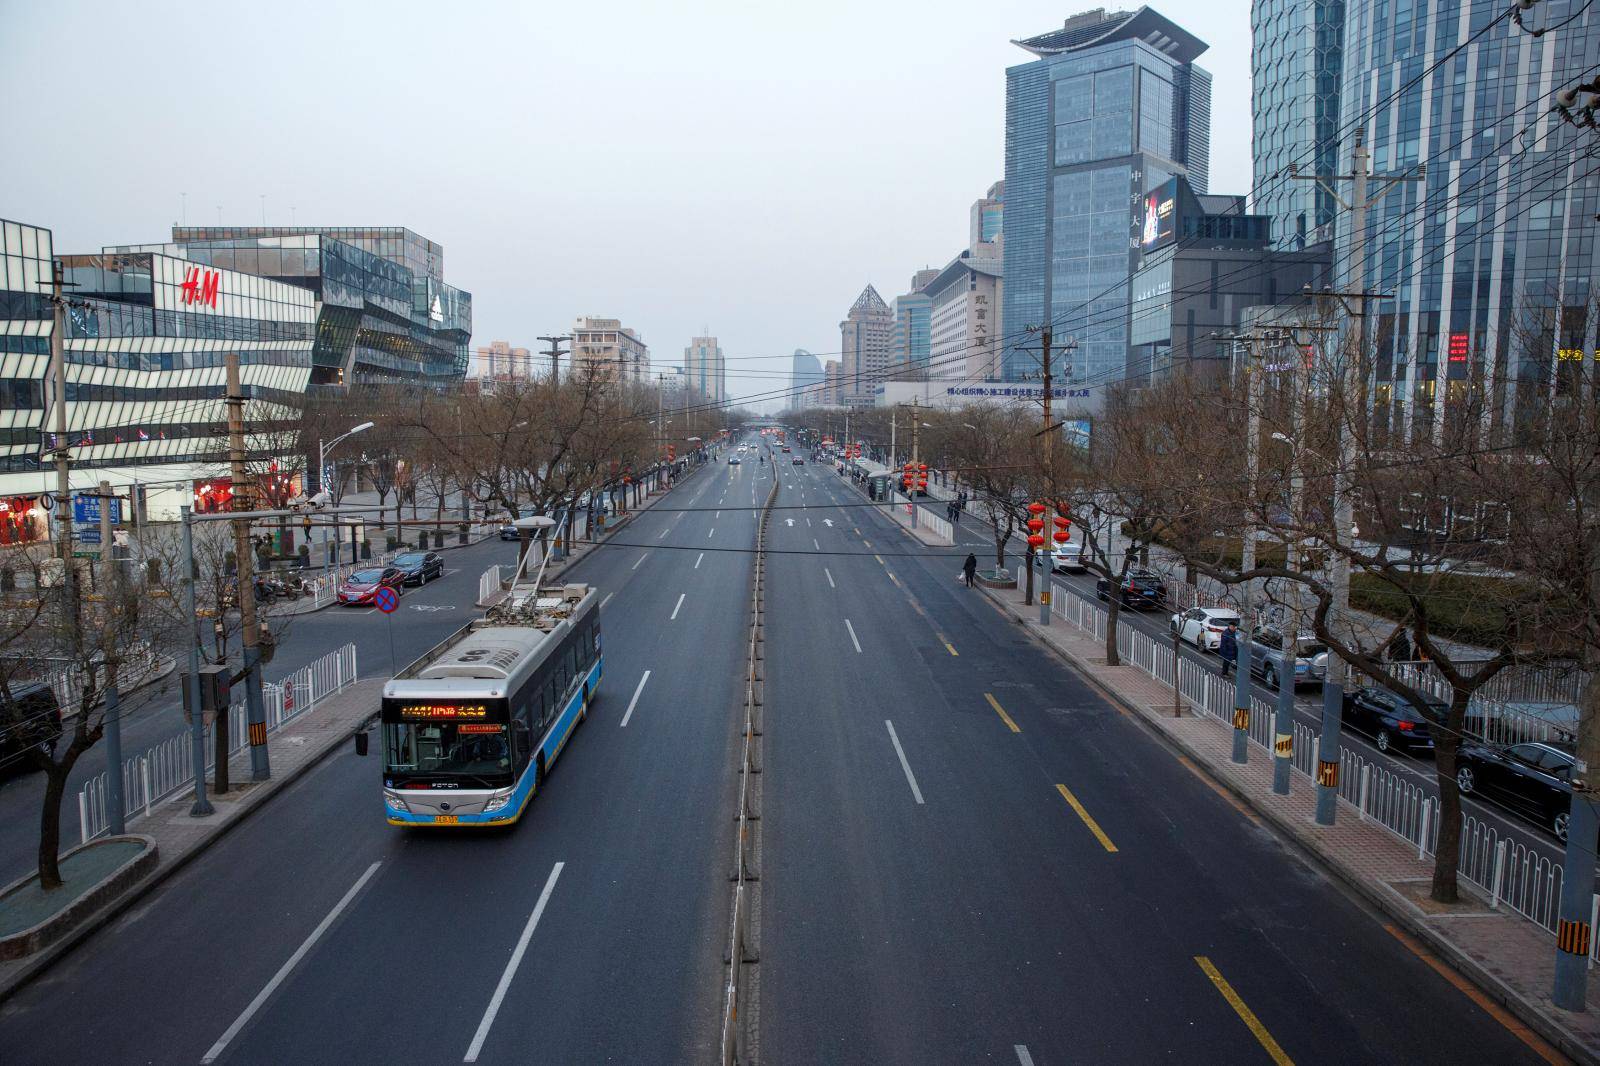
[380,582,602,827]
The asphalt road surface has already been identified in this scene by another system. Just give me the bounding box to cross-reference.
[0,442,1549,1064]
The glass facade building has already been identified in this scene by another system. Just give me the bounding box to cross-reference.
[1002,8,1212,392]
[891,270,939,374]
[1252,0,1344,250]
[139,226,471,387]
[1334,0,1599,438]
[790,349,825,407]
[0,219,316,523]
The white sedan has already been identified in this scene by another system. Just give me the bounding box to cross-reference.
[1170,607,1242,651]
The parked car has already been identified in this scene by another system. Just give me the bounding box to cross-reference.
[1048,542,1087,574]
[0,682,62,773]
[1343,685,1446,755]
[498,524,519,541]
[1095,568,1167,610]
[1169,606,1242,652]
[391,550,444,585]
[1248,626,1328,691]
[338,566,406,606]
[1456,740,1583,842]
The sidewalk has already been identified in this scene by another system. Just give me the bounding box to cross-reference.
[0,678,383,1005]
[976,578,1599,1063]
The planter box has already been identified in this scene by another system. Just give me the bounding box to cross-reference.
[0,836,157,960]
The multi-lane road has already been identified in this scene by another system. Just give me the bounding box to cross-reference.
[1,440,1549,1064]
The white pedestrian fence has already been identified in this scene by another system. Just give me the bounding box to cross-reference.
[478,565,505,607]
[914,506,954,545]
[1048,582,1596,963]
[78,644,358,844]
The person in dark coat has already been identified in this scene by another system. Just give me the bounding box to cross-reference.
[962,553,978,588]
[1218,624,1239,678]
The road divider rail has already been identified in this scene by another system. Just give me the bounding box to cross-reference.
[477,565,505,607]
[1048,582,1586,962]
[720,470,777,1066]
[77,644,359,843]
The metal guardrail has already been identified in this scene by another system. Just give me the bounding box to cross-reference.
[1048,581,1599,963]
[77,643,358,843]
[721,471,777,1065]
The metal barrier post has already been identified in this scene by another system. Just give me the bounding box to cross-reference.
[141,757,152,817]
[1491,840,1506,909]
[1419,799,1432,861]
[1358,764,1370,820]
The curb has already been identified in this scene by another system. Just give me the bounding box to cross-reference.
[0,836,158,960]
[0,690,379,1008]
[979,586,1597,1066]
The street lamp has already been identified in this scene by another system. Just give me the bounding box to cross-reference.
[318,421,374,575]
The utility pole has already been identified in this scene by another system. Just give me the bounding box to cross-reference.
[537,334,570,383]
[1217,331,1266,765]
[45,262,75,599]
[98,479,124,835]
[225,353,271,785]
[181,506,213,818]
[1289,126,1422,826]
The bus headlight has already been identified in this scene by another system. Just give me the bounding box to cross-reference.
[384,792,411,813]
[482,793,512,813]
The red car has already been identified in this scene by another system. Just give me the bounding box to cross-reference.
[339,566,405,606]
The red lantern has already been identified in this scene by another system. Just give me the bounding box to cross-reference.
[1054,516,1070,531]
[1053,529,1070,544]
[1028,501,1047,515]
[1027,533,1046,548]
[1026,517,1045,533]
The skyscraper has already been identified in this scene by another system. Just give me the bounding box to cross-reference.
[839,285,894,404]
[1002,7,1212,393]
[684,335,726,406]
[890,269,939,376]
[790,348,825,407]
[1331,0,1599,437]
[1251,0,1343,250]
[971,181,1005,254]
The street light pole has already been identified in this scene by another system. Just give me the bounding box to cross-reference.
[318,421,374,579]
[181,506,213,817]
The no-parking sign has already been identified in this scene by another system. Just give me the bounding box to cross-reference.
[374,586,399,614]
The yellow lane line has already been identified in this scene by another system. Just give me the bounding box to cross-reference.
[1055,784,1117,852]
[984,692,1020,733]
[943,641,958,657]
[1194,956,1293,1066]
[874,554,885,565]
[887,572,901,587]
[863,538,873,548]
[1383,925,1566,1065]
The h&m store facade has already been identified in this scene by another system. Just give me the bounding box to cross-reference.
[0,218,315,535]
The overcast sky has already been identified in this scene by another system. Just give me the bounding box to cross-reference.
[0,0,1252,410]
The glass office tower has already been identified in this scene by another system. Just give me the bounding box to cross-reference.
[1002,8,1212,392]
[1335,0,1598,438]
[1252,0,1344,250]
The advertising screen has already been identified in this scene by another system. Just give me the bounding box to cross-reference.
[1141,180,1178,249]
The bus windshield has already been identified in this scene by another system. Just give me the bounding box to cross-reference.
[383,722,513,788]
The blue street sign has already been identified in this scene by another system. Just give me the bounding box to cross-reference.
[76,527,102,544]
[72,494,121,524]
[374,586,399,614]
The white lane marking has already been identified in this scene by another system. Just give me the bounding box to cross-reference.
[695,552,705,569]
[633,553,649,570]
[885,720,924,805]
[824,568,835,588]
[600,592,614,610]
[715,511,721,518]
[464,862,564,1062]
[671,593,686,620]
[806,517,812,527]
[813,538,820,550]
[658,527,668,539]
[203,861,383,1063]
[708,527,715,538]
[620,670,651,727]
[1015,1047,1036,1066]
[845,618,862,653]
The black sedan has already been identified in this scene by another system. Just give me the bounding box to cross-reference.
[1342,686,1445,755]
[391,550,444,585]
[1456,740,1582,842]
[1095,568,1168,610]
[499,524,520,541]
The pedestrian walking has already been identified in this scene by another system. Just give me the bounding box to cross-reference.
[962,552,978,588]
[1218,624,1239,678]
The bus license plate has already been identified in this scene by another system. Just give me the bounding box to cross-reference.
[434,815,459,825]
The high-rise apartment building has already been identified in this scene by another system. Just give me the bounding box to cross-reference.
[478,340,532,384]
[1251,0,1343,250]
[790,349,825,408]
[684,335,726,406]
[839,285,894,404]
[1002,7,1212,393]
[822,359,843,408]
[890,270,939,376]
[1329,0,1599,437]
[571,316,650,383]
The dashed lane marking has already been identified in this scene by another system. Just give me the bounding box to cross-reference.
[1056,783,1118,853]
[1193,956,1294,1066]
[985,692,1020,733]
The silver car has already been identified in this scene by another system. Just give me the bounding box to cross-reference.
[1248,625,1328,690]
